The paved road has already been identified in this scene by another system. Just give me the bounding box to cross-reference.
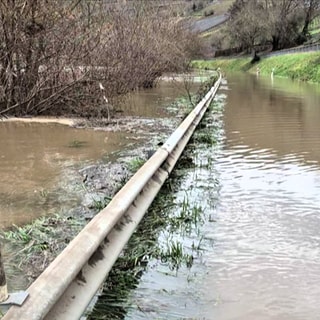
[191,14,229,33]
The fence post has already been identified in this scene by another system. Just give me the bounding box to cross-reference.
[0,244,8,302]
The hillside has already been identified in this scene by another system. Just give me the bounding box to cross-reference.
[192,51,320,83]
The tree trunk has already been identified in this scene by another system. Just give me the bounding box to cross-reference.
[272,35,280,51]
[302,14,311,37]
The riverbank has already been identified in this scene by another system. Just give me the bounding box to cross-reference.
[192,51,320,83]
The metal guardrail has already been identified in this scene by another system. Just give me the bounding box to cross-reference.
[3,74,222,320]
[213,42,320,59]
[263,43,320,57]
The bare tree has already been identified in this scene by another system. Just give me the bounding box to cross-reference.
[226,0,312,52]
[300,0,320,36]
[265,0,302,49]
[227,0,267,52]
[0,0,105,116]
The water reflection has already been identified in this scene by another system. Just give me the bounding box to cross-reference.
[225,73,320,164]
[205,73,320,320]
[115,75,201,117]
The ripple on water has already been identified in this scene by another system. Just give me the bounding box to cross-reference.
[114,74,320,320]
[203,146,320,317]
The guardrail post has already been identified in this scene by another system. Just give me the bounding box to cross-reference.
[0,244,28,308]
[0,245,8,302]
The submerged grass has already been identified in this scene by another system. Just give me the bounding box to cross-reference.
[1,214,85,282]
[171,196,204,226]
[87,78,223,320]
[192,129,217,145]
[126,157,145,172]
[67,140,87,148]
[91,196,112,211]
[160,238,194,270]
[86,174,203,319]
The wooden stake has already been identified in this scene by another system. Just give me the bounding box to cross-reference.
[0,244,8,302]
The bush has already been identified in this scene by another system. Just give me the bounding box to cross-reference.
[204,9,214,16]
[0,0,200,118]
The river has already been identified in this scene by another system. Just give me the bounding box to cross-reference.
[89,72,320,320]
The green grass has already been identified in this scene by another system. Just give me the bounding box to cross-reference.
[1,214,84,280]
[192,57,252,72]
[192,129,217,145]
[257,52,320,82]
[309,28,320,35]
[92,196,112,211]
[127,157,145,172]
[192,51,320,83]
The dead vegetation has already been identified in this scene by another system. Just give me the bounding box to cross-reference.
[0,0,199,118]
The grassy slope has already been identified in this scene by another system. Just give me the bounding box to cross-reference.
[192,51,320,83]
[192,1,320,83]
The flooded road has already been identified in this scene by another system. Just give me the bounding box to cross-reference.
[203,74,320,319]
[101,73,320,320]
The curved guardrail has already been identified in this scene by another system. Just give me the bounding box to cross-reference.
[3,74,222,320]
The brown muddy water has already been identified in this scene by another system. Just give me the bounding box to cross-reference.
[0,77,201,229]
[0,122,133,228]
[98,73,320,320]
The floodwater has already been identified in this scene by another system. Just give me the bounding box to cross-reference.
[0,77,200,229]
[0,122,134,228]
[3,70,320,319]
[204,74,320,319]
[102,73,320,320]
